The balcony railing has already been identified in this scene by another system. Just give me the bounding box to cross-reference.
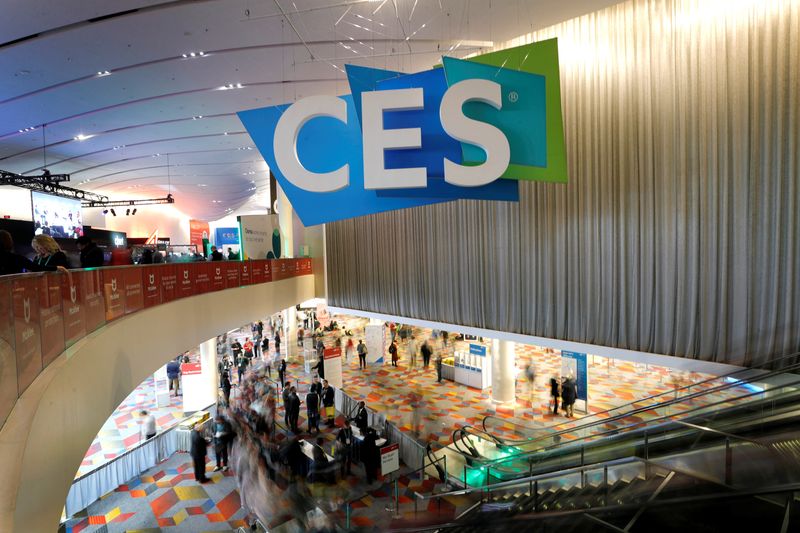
[0,258,312,428]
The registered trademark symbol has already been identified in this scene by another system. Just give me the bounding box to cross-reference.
[508,91,519,103]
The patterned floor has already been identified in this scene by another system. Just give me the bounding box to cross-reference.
[78,375,186,478]
[65,453,250,532]
[66,313,754,532]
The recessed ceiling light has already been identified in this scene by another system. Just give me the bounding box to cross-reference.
[73,133,94,141]
[97,70,111,77]
[18,126,36,133]
[223,132,228,136]
[198,184,207,187]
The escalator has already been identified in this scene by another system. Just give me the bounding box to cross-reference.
[440,352,800,486]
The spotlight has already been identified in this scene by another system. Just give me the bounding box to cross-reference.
[103,209,108,215]
[131,208,137,215]
[110,209,117,216]
[126,208,130,216]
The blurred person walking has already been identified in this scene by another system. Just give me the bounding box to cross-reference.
[550,376,562,415]
[337,419,354,476]
[139,410,157,440]
[421,339,433,368]
[407,335,418,368]
[389,339,399,367]
[213,415,233,471]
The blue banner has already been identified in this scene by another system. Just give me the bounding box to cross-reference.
[561,351,588,402]
[214,227,239,246]
[469,344,487,357]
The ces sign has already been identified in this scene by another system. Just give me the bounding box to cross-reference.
[239,39,566,226]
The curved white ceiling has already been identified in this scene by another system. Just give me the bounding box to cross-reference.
[0,0,619,220]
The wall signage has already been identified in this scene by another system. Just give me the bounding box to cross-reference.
[238,39,566,226]
[561,350,588,404]
[214,227,240,246]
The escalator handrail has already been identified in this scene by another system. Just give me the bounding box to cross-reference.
[481,373,800,471]
[479,358,800,454]
[481,349,800,443]
[394,481,800,532]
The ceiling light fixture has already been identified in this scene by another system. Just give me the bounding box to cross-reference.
[131,208,137,215]
[73,134,93,141]
[102,209,108,215]
[218,83,244,90]
[126,208,131,216]
[110,209,117,216]
[97,70,111,77]
[18,127,36,133]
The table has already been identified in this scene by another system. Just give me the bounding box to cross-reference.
[350,427,387,462]
[175,417,212,451]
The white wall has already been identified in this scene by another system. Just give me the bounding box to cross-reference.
[0,187,33,220]
[82,204,191,243]
[0,275,315,533]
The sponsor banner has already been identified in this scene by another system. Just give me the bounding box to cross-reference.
[176,264,196,299]
[189,219,210,248]
[62,272,87,345]
[272,259,289,281]
[83,270,105,333]
[262,259,273,282]
[250,259,265,284]
[298,258,312,275]
[194,263,211,294]
[209,263,225,291]
[323,347,342,388]
[159,264,179,303]
[102,268,127,321]
[37,274,65,367]
[239,261,252,285]
[181,362,202,375]
[0,280,17,426]
[214,227,239,246]
[286,258,298,278]
[142,266,163,308]
[124,268,144,315]
[224,262,240,289]
[238,214,281,260]
[12,277,42,395]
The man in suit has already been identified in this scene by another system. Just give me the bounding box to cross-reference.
[337,419,354,476]
[306,386,320,434]
[321,380,335,427]
[354,401,369,432]
[190,427,210,483]
[287,386,301,433]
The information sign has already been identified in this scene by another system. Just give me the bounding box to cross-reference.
[380,443,400,476]
[561,350,588,411]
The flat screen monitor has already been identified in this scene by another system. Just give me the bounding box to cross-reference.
[31,191,84,239]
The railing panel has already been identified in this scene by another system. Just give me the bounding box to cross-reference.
[0,259,313,432]
[39,273,65,367]
[12,276,43,395]
[0,279,17,427]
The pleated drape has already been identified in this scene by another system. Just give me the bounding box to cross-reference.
[326,0,800,368]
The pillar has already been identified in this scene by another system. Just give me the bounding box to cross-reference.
[182,338,219,413]
[491,339,516,403]
[276,183,294,258]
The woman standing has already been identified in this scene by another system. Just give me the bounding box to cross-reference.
[31,234,70,269]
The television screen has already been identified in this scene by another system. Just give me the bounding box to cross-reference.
[31,191,84,239]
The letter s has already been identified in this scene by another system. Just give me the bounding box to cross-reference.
[439,79,511,187]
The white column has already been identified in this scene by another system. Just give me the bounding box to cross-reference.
[491,339,516,403]
[182,338,219,413]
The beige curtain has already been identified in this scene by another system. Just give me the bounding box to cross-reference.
[326,0,800,367]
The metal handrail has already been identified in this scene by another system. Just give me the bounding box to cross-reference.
[475,373,800,472]
[472,360,800,466]
[481,349,800,443]
[390,482,800,532]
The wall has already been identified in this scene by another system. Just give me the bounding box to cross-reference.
[326,0,800,368]
[0,187,33,221]
[0,275,315,533]
[82,204,191,243]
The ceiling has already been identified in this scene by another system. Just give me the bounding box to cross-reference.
[0,0,621,221]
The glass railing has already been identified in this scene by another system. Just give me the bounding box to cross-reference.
[0,258,313,429]
[467,371,800,485]
[401,417,800,530]
[482,351,800,445]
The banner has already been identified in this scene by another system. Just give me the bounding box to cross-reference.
[189,219,210,248]
[214,227,239,246]
[83,270,105,333]
[159,265,178,303]
[181,362,202,375]
[239,261,252,285]
[12,277,42,395]
[561,350,588,406]
[238,214,281,260]
[123,268,144,315]
[101,269,126,321]
[323,347,342,389]
[142,266,163,308]
[0,280,17,427]
[224,262,240,289]
[176,265,196,299]
[38,274,65,367]
[209,264,225,291]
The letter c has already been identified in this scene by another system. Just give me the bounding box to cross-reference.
[273,95,349,192]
